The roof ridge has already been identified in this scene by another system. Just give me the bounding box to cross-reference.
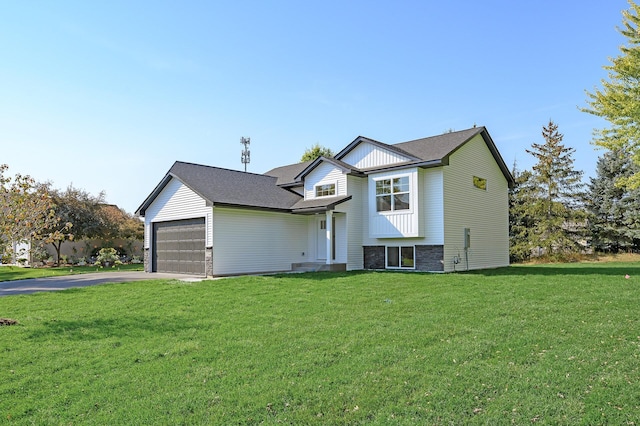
[393,126,484,145]
[173,160,276,180]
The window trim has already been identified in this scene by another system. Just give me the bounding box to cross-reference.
[374,174,412,213]
[385,245,416,269]
[315,181,337,198]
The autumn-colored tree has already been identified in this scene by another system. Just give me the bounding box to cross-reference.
[0,164,61,262]
[39,185,107,265]
[583,1,640,188]
[98,204,144,256]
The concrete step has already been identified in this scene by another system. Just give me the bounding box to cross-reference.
[291,262,347,272]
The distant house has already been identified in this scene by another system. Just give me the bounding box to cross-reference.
[136,126,514,276]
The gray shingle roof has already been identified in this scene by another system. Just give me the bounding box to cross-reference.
[263,161,312,186]
[264,127,512,187]
[136,161,302,215]
[392,127,485,162]
[137,126,514,216]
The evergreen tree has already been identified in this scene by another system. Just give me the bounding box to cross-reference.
[509,163,536,262]
[588,148,640,252]
[525,120,586,257]
[583,1,640,188]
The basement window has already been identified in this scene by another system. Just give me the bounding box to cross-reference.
[386,246,415,269]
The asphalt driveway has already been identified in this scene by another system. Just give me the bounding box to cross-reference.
[0,272,206,296]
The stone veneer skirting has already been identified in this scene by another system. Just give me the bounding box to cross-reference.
[143,247,150,272]
[363,245,444,272]
[205,247,213,277]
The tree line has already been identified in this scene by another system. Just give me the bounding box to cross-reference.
[0,164,143,265]
[509,120,640,262]
[511,1,640,262]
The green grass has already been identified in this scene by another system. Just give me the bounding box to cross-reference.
[0,263,143,282]
[1,263,640,424]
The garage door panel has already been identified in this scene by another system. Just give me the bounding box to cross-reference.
[152,218,205,275]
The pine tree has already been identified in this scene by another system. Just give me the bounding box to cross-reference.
[588,148,640,252]
[509,163,536,262]
[525,120,586,257]
[583,1,640,188]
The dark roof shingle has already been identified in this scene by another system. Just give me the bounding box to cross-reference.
[137,161,302,215]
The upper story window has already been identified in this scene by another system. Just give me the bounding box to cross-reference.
[375,176,410,212]
[473,176,487,190]
[315,183,336,197]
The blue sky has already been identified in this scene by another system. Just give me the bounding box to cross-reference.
[0,0,631,213]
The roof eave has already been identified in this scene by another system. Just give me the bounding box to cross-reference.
[135,173,174,217]
[362,160,444,175]
[212,202,295,213]
[293,156,361,182]
[291,195,353,215]
[476,129,516,188]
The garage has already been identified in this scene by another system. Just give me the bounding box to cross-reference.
[152,218,206,275]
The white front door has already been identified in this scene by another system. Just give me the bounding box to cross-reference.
[317,218,327,260]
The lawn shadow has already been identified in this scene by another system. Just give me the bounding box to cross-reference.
[271,270,374,281]
[275,263,640,280]
[27,315,194,341]
[466,263,640,277]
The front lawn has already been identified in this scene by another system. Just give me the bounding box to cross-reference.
[0,263,143,282]
[1,263,639,424]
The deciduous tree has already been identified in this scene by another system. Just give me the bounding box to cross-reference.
[39,185,107,264]
[583,1,640,188]
[300,143,335,162]
[0,165,58,261]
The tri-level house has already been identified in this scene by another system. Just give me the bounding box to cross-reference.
[136,126,514,276]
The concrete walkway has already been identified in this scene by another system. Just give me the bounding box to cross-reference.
[0,272,206,296]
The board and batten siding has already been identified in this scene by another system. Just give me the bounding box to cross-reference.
[304,162,347,199]
[143,178,213,248]
[442,134,509,272]
[341,142,412,169]
[367,168,421,238]
[211,207,307,275]
[361,167,444,246]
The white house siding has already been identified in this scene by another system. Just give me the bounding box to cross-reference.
[335,175,364,270]
[420,168,445,245]
[341,142,412,169]
[144,178,213,248]
[334,213,347,263]
[211,207,307,275]
[442,135,509,272]
[304,162,347,199]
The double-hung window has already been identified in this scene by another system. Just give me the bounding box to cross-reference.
[315,183,336,197]
[376,176,410,212]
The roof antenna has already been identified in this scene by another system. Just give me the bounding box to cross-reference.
[240,137,250,172]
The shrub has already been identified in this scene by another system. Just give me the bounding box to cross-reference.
[93,248,123,267]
